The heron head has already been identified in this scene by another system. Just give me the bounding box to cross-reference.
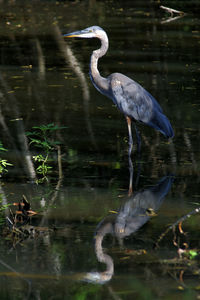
[63,26,106,39]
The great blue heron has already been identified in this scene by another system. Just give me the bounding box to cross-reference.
[64,26,174,155]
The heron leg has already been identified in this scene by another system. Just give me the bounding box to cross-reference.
[126,116,133,157]
[126,116,134,196]
[132,123,142,189]
[128,154,133,196]
[134,123,141,153]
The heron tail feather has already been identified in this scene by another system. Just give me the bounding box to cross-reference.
[148,112,174,138]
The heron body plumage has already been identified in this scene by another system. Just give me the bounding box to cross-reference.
[107,73,174,138]
[64,25,174,147]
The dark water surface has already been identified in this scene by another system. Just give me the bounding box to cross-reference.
[0,1,200,299]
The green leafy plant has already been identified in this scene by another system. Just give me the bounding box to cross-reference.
[185,249,198,260]
[0,141,13,174]
[26,123,66,183]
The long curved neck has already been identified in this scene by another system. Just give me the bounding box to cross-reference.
[95,222,114,281]
[89,35,109,95]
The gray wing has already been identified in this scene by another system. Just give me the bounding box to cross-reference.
[109,73,163,123]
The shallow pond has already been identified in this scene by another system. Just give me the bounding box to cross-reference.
[0,1,200,299]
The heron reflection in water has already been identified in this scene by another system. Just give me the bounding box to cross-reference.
[84,175,174,284]
[64,26,174,155]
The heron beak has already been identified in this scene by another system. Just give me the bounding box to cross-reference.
[63,28,94,39]
[63,30,86,38]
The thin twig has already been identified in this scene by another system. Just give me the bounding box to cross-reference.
[57,145,63,181]
[160,6,185,16]
[155,207,200,248]
[160,5,185,24]
[161,15,185,25]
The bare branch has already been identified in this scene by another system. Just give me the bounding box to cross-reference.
[160,5,185,16]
